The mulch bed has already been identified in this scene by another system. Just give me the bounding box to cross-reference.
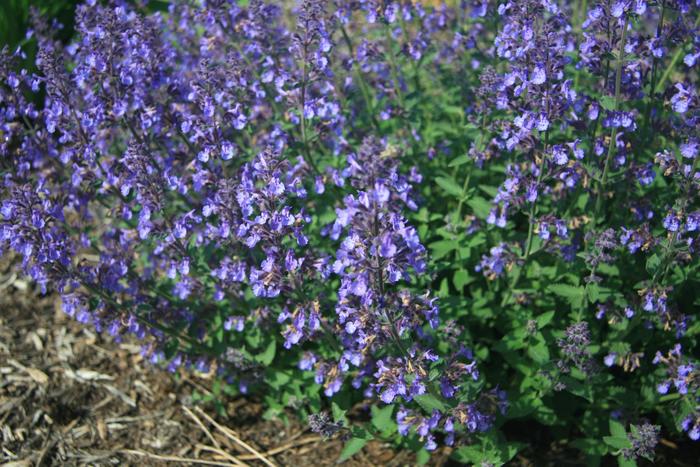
[0,259,422,466]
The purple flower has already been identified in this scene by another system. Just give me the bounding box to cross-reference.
[604,353,617,367]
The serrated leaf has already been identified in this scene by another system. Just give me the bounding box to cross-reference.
[535,311,555,328]
[435,176,464,198]
[527,339,550,364]
[332,401,347,424]
[452,445,483,464]
[448,154,470,167]
[438,277,449,297]
[467,232,487,248]
[587,283,600,303]
[371,404,395,434]
[414,393,448,413]
[467,196,492,219]
[494,333,525,352]
[337,438,367,463]
[453,269,473,289]
[266,369,290,390]
[599,95,617,111]
[548,283,585,307]
[646,254,661,274]
[452,434,523,466]
[253,339,276,365]
[610,419,627,438]
[603,436,632,450]
[429,240,458,260]
[502,442,525,463]
[506,401,538,420]
[561,376,594,402]
[479,185,499,197]
[350,426,373,440]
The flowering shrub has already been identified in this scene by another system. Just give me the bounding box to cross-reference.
[1,0,699,464]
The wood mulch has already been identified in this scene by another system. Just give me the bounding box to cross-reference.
[0,259,423,467]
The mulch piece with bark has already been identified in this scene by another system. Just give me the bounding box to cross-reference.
[0,260,425,467]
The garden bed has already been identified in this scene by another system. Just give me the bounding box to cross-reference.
[0,267,420,466]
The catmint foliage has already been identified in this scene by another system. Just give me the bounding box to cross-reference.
[1,0,700,463]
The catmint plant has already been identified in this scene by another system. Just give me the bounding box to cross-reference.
[2,0,700,464]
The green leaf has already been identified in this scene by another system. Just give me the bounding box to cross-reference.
[146,0,170,12]
[467,232,487,248]
[587,283,600,303]
[561,376,594,402]
[598,263,620,277]
[535,311,555,328]
[451,433,523,466]
[570,438,608,456]
[453,269,473,289]
[416,449,431,465]
[493,333,525,352]
[435,176,464,198]
[479,185,499,197]
[414,393,448,413]
[603,436,632,450]
[266,369,290,390]
[253,339,276,365]
[548,283,585,307]
[337,438,367,463]
[599,95,617,111]
[609,419,627,438]
[527,338,550,364]
[659,392,681,402]
[438,277,450,298]
[502,442,525,464]
[467,196,492,219]
[429,240,458,261]
[618,456,637,467]
[506,395,542,419]
[646,254,661,274]
[350,426,373,440]
[452,445,484,464]
[371,404,396,434]
[332,401,348,424]
[448,154,470,167]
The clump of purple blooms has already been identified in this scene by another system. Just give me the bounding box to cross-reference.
[2,0,700,461]
[623,422,661,461]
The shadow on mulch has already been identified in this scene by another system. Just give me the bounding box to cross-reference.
[0,261,423,466]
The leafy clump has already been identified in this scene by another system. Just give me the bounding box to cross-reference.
[1,0,699,464]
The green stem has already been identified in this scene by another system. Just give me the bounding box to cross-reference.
[654,157,699,285]
[299,40,321,177]
[453,114,488,225]
[501,36,552,308]
[340,25,381,131]
[644,2,666,133]
[383,23,406,111]
[501,151,546,308]
[655,15,700,94]
[572,0,588,95]
[594,16,629,221]
[581,17,630,315]
[76,276,205,352]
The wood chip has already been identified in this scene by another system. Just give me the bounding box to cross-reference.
[24,368,48,386]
